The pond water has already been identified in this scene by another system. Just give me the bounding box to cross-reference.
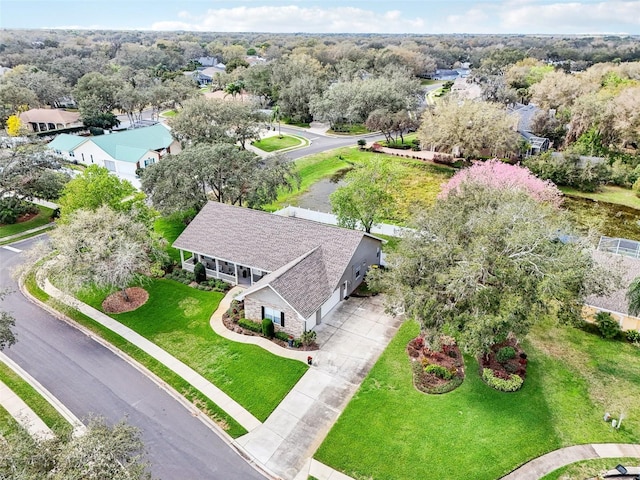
[296,178,344,212]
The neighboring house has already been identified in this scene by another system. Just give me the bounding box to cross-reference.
[173,202,383,337]
[197,56,221,67]
[47,123,180,188]
[190,65,227,86]
[584,240,640,332]
[508,103,550,155]
[19,108,82,133]
[430,66,470,81]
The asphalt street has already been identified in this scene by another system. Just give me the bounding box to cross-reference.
[0,236,265,480]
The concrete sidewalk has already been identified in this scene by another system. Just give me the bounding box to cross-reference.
[40,274,261,433]
[0,380,54,439]
[210,286,310,363]
[501,444,640,479]
[236,295,401,480]
[0,352,86,437]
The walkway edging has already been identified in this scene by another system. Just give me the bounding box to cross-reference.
[0,351,86,437]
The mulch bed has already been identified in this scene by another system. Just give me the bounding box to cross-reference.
[407,336,465,394]
[222,310,318,351]
[478,338,528,383]
[102,287,149,313]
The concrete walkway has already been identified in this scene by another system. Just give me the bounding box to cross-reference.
[0,379,53,439]
[236,295,401,480]
[0,352,86,437]
[40,274,261,433]
[210,286,310,363]
[501,444,640,479]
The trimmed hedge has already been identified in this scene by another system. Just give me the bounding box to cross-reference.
[262,318,275,338]
[482,368,524,392]
[424,364,453,380]
[238,318,262,333]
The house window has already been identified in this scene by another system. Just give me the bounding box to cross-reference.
[81,153,85,162]
[104,160,116,172]
[262,306,284,326]
[376,247,380,258]
[355,266,361,279]
[144,158,155,167]
[69,151,75,158]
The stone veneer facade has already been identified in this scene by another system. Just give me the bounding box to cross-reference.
[244,288,305,338]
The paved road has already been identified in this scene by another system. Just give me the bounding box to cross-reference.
[0,236,265,480]
[278,125,383,161]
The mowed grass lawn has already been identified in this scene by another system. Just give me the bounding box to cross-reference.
[252,134,304,152]
[0,204,54,238]
[315,320,640,480]
[78,279,307,422]
[154,216,188,263]
[560,185,640,210]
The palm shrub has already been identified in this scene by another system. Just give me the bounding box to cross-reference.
[595,311,621,339]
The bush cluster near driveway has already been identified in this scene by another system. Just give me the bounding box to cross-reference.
[252,135,303,152]
[0,204,54,239]
[315,319,640,480]
[77,279,308,422]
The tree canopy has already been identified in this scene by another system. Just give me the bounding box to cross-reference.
[0,417,151,480]
[330,159,396,233]
[417,99,520,158]
[49,205,164,300]
[374,163,611,354]
[57,165,145,218]
[141,143,297,215]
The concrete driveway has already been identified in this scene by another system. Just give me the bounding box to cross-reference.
[237,294,402,480]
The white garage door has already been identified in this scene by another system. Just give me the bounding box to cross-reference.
[320,288,341,318]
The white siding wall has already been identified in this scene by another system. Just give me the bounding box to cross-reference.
[320,288,341,318]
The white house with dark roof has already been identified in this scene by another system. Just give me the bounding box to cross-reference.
[173,202,383,337]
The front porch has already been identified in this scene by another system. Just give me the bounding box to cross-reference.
[180,250,267,286]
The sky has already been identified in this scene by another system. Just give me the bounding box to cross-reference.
[1,0,639,35]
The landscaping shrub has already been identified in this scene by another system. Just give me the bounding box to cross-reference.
[482,368,524,392]
[0,198,38,224]
[275,331,291,342]
[626,329,640,344]
[300,330,317,347]
[205,278,230,292]
[424,364,453,380]
[357,139,366,149]
[595,311,621,339]
[262,318,275,338]
[193,262,206,283]
[496,346,516,363]
[238,318,262,333]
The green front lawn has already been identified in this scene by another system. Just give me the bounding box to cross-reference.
[154,216,188,263]
[315,319,640,480]
[24,269,247,438]
[78,279,308,422]
[328,124,369,135]
[0,205,54,239]
[252,135,304,152]
[561,185,640,210]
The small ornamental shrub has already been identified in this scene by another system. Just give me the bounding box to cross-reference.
[595,311,621,339]
[496,346,516,363]
[626,329,640,343]
[275,331,291,342]
[262,318,275,338]
[482,368,524,392]
[357,139,366,149]
[193,262,206,283]
[238,318,262,333]
[424,364,453,380]
[300,330,317,347]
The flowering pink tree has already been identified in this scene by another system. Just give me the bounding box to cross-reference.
[439,159,562,207]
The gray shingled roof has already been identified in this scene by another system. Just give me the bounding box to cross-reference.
[174,202,377,317]
[585,250,640,316]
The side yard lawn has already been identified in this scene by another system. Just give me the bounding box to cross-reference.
[252,135,304,152]
[77,279,308,422]
[0,204,54,239]
[315,319,640,480]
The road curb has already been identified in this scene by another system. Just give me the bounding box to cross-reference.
[19,265,282,480]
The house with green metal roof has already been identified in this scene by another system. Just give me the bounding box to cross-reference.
[47,124,181,188]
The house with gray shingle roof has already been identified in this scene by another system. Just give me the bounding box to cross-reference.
[584,248,640,333]
[47,124,180,188]
[173,202,383,336]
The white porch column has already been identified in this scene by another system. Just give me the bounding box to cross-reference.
[234,263,238,284]
[249,267,254,285]
[179,249,184,267]
[215,258,220,280]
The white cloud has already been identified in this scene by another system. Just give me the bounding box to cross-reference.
[499,1,640,32]
[150,5,429,33]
